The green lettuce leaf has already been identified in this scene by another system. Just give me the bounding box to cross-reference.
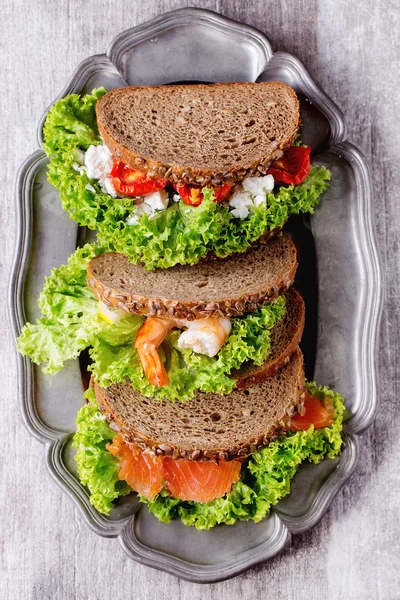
[17,243,144,375]
[74,383,344,525]
[17,244,285,399]
[43,89,331,270]
[72,388,131,514]
[17,244,104,373]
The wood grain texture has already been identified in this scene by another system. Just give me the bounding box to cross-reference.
[1,0,399,598]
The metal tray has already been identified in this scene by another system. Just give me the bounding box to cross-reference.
[10,8,382,583]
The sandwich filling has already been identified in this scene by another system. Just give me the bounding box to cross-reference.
[72,383,344,529]
[17,244,287,401]
[43,88,331,270]
[133,315,232,387]
[81,140,311,218]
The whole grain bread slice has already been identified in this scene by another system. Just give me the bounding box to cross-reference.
[96,82,300,186]
[94,348,305,462]
[87,234,298,319]
[234,287,305,388]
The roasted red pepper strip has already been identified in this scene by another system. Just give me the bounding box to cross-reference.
[172,183,203,206]
[211,184,235,203]
[110,159,167,196]
[172,182,234,206]
[288,392,335,431]
[266,146,311,186]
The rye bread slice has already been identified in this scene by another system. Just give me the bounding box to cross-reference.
[87,234,298,319]
[234,287,305,389]
[96,82,300,186]
[94,348,305,462]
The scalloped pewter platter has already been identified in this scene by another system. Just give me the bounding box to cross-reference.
[11,8,382,584]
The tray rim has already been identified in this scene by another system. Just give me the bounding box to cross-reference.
[10,6,383,584]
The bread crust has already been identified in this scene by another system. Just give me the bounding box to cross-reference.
[87,243,298,320]
[96,82,300,186]
[94,348,306,462]
[234,288,305,388]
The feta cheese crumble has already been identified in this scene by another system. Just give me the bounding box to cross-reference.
[126,189,169,225]
[99,177,118,198]
[84,144,114,179]
[242,174,274,196]
[143,189,169,210]
[228,190,253,220]
[229,174,274,219]
[82,144,119,197]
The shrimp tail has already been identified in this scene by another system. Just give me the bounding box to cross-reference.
[136,343,169,387]
[134,318,172,387]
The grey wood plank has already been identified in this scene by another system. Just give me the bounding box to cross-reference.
[1,0,399,598]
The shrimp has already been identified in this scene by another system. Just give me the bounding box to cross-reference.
[134,316,232,387]
[134,318,173,387]
[177,317,231,357]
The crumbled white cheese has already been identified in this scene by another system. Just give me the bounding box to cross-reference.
[82,145,120,197]
[72,162,86,175]
[177,318,231,357]
[75,148,86,164]
[229,190,253,219]
[143,189,169,210]
[229,175,275,219]
[126,190,169,226]
[253,194,266,207]
[99,177,118,198]
[173,194,181,203]
[126,214,139,226]
[242,174,274,196]
[85,183,96,193]
[136,202,154,217]
[84,144,114,180]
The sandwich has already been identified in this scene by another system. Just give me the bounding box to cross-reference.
[43,83,331,270]
[18,234,303,401]
[73,352,344,529]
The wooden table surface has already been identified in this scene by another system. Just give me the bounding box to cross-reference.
[2,1,399,598]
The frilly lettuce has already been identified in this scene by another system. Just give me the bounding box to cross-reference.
[75,383,345,522]
[72,388,131,514]
[17,243,145,374]
[43,88,331,270]
[17,244,106,373]
[17,244,285,400]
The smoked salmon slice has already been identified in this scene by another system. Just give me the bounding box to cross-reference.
[107,434,241,503]
[108,434,164,499]
[163,457,241,503]
[288,393,335,431]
